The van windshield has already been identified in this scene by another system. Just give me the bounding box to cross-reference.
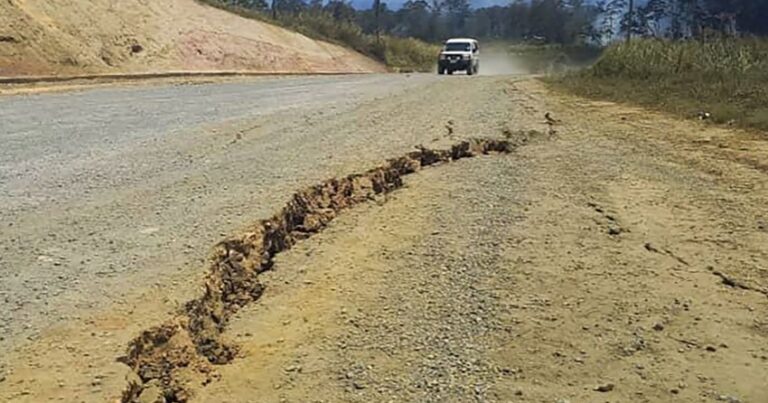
[445,42,471,52]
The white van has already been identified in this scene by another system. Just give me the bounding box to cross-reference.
[437,38,480,75]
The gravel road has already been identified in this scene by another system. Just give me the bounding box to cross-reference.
[1,74,451,350]
[191,80,768,403]
[1,74,766,403]
[0,73,516,374]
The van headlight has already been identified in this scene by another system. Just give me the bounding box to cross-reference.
[463,54,471,60]
[439,54,446,60]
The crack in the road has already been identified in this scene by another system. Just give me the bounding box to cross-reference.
[118,137,531,402]
[645,242,767,297]
[644,242,690,266]
[709,267,768,298]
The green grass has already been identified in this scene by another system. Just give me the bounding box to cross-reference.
[196,0,439,72]
[379,37,440,72]
[549,38,768,131]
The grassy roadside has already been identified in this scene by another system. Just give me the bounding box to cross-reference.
[505,43,601,73]
[197,0,439,72]
[547,38,768,131]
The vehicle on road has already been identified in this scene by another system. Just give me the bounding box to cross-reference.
[438,38,480,76]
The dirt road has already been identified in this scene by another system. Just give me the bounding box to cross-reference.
[0,75,766,402]
[1,74,435,349]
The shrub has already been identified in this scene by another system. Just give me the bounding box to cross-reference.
[382,37,440,72]
[589,37,768,79]
[196,0,438,72]
[551,38,768,131]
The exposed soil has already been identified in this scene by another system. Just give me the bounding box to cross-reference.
[184,81,768,403]
[119,138,521,402]
[0,0,383,77]
[0,75,766,403]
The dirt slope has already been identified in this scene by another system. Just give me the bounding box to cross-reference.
[0,0,384,77]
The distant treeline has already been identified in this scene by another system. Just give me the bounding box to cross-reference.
[221,0,768,44]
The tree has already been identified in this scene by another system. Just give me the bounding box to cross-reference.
[626,0,634,42]
[393,0,432,40]
[427,0,446,42]
[505,0,531,40]
[308,0,323,11]
[528,0,570,43]
[374,0,381,41]
[443,0,470,38]
[358,1,395,37]
[227,0,268,10]
[325,0,356,22]
[638,0,668,37]
[466,6,508,39]
[219,0,767,49]
[277,0,307,15]
[737,1,768,35]
[466,8,493,38]
[599,0,626,42]
[562,0,600,44]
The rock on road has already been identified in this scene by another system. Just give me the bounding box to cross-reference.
[1,74,767,402]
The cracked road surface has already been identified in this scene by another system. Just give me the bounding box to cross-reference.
[0,74,443,348]
[1,75,767,402]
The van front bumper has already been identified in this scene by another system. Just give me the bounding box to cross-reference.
[438,59,470,70]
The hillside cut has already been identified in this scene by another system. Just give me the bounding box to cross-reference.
[0,0,384,77]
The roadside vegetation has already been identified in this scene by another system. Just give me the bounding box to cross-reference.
[540,0,768,132]
[270,12,440,71]
[197,0,608,72]
[551,38,768,131]
[504,43,601,73]
[198,0,439,71]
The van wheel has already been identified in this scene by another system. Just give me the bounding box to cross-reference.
[467,67,474,76]
[438,68,444,75]
[447,70,453,75]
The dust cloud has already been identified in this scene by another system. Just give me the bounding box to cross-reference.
[478,48,535,75]
[477,43,599,76]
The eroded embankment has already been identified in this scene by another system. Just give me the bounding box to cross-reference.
[119,138,525,402]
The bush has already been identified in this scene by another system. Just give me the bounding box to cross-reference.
[196,0,438,72]
[279,12,439,71]
[382,37,439,72]
[589,37,768,79]
[552,38,768,131]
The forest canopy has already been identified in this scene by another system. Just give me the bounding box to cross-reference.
[220,0,768,44]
